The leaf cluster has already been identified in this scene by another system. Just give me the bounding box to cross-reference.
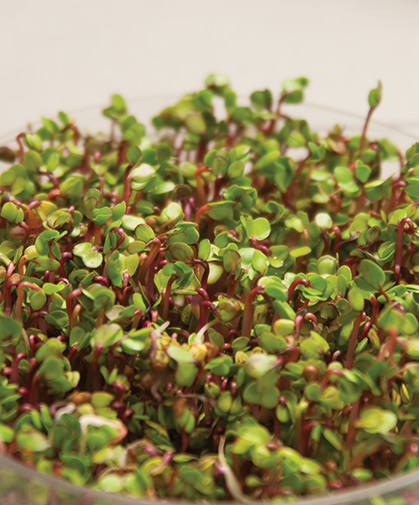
[0,77,418,502]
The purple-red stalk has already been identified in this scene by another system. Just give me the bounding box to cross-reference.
[346,311,366,369]
[286,155,311,211]
[63,123,80,145]
[262,92,290,135]
[320,368,343,389]
[193,259,209,290]
[15,132,28,163]
[293,314,304,337]
[321,229,330,255]
[9,350,26,384]
[359,102,377,153]
[389,179,406,210]
[241,285,265,338]
[3,263,17,315]
[304,312,318,325]
[250,236,271,255]
[195,204,210,226]
[370,294,379,324]
[161,275,177,321]
[394,218,415,281]
[15,282,43,321]
[360,320,372,341]
[194,164,209,207]
[333,237,357,255]
[139,239,161,285]
[93,275,109,286]
[59,252,72,278]
[122,162,135,205]
[197,300,216,336]
[66,287,83,322]
[287,278,309,303]
[28,334,42,354]
[91,345,103,391]
[111,227,126,250]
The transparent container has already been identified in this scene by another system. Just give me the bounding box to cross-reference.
[0,98,418,505]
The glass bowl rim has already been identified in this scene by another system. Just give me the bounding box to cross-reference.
[0,97,417,143]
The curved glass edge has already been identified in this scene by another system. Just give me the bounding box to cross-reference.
[0,98,417,149]
[0,99,418,505]
[0,453,419,505]
[1,100,417,180]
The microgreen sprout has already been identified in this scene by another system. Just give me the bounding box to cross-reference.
[0,76,419,502]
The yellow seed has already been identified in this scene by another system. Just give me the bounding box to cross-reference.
[235,351,248,365]
[190,343,207,362]
[400,383,410,404]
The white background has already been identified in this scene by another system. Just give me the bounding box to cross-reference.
[1,0,419,137]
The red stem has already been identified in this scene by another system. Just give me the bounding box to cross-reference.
[197,300,217,335]
[122,162,135,205]
[321,229,330,256]
[93,224,102,246]
[59,252,72,278]
[359,106,375,153]
[180,429,188,452]
[293,314,304,337]
[320,368,343,389]
[287,278,309,303]
[195,204,210,226]
[63,123,80,145]
[287,155,311,210]
[146,258,159,303]
[18,255,27,276]
[193,259,209,290]
[194,164,209,207]
[360,321,372,341]
[370,294,379,324]
[3,263,17,316]
[304,312,318,325]
[346,311,366,369]
[84,221,95,242]
[161,275,177,321]
[333,237,357,255]
[15,132,28,163]
[93,275,109,286]
[139,239,161,285]
[389,179,406,209]
[263,93,289,135]
[196,287,209,301]
[241,286,265,338]
[394,218,415,281]
[15,282,43,321]
[66,287,83,321]
[91,345,103,391]
[111,227,126,250]
[10,349,18,384]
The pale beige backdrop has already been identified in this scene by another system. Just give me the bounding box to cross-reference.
[1,0,418,138]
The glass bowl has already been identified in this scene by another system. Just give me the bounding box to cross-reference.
[0,98,418,505]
